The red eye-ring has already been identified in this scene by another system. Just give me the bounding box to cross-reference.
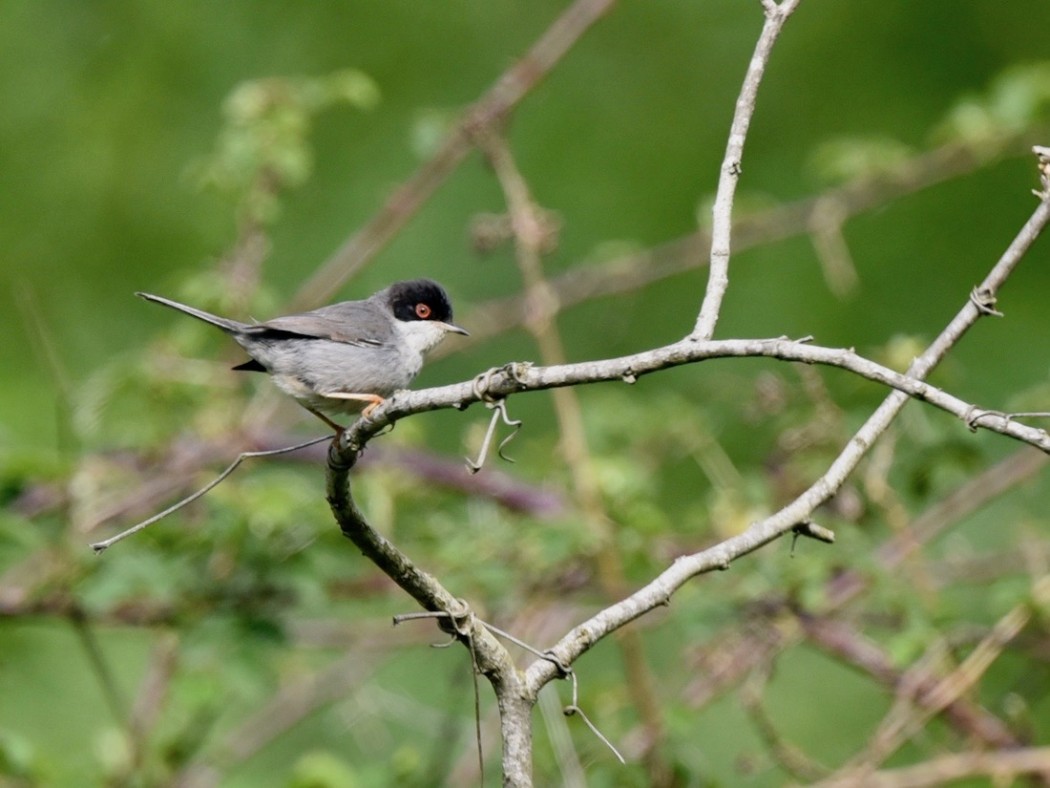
[415,303,432,319]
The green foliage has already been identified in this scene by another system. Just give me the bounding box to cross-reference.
[0,729,39,782]
[194,70,380,224]
[808,136,916,185]
[4,3,1050,786]
[289,750,359,788]
[935,61,1050,149]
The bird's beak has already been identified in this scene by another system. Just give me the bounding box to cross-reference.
[441,322,470,336]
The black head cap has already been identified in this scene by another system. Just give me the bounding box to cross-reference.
[387,278,457,324]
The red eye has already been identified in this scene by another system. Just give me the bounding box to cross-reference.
[415,303,432,319]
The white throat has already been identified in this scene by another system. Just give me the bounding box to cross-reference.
[394,319,456,362]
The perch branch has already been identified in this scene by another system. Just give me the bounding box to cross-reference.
[332,332,1050,462]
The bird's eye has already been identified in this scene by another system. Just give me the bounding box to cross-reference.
[415,303,432,319]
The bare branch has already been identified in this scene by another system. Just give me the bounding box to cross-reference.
[325,449,535,782]
[839,596,1034,778]
[810,747,1050,788]
[520,191,1050,694]
[798,613,1025,750]
[336,335,1050,458]
[693,0,803,339]
[678,446,1048,727]
[477,128,672,781]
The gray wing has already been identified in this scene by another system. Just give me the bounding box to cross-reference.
[251,301,393,347]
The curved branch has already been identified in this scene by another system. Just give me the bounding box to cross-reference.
[325,448,535,780]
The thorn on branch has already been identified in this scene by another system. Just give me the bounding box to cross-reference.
[791,521,836,551]
[1033,145,1050,199]
[541,650,573,679]
[963,406,1005,432]
[969,286,1004,317]
[392,610,450,626]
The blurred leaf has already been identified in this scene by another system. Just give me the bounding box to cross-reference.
[934,61,1050,150]
[808,136,914,184]
[193,70,379,224]
[409,107,457,160]
[290,750,359,788]
[0,729,37,779]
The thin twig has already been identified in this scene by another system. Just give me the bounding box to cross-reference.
[90,435,331,553]
[693,0,803,339]
[810,746,1050,788]
[465,399,522,473]
[562,669,626,764]
[846,596,1033,777]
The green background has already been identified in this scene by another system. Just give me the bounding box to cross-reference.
[3,1,1050,785]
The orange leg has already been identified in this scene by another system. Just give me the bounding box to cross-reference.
[319,392,386,419]
[303,406,347,434]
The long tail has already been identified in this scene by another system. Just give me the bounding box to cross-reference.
[136,292,246,333]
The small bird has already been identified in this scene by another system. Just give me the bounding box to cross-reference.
[137,279,469,432]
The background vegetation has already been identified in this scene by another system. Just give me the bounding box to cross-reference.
[3,1,1050,785]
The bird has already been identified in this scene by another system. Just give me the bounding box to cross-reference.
[137,278,469,432]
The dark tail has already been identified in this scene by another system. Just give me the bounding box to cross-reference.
[136,292,245,333]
